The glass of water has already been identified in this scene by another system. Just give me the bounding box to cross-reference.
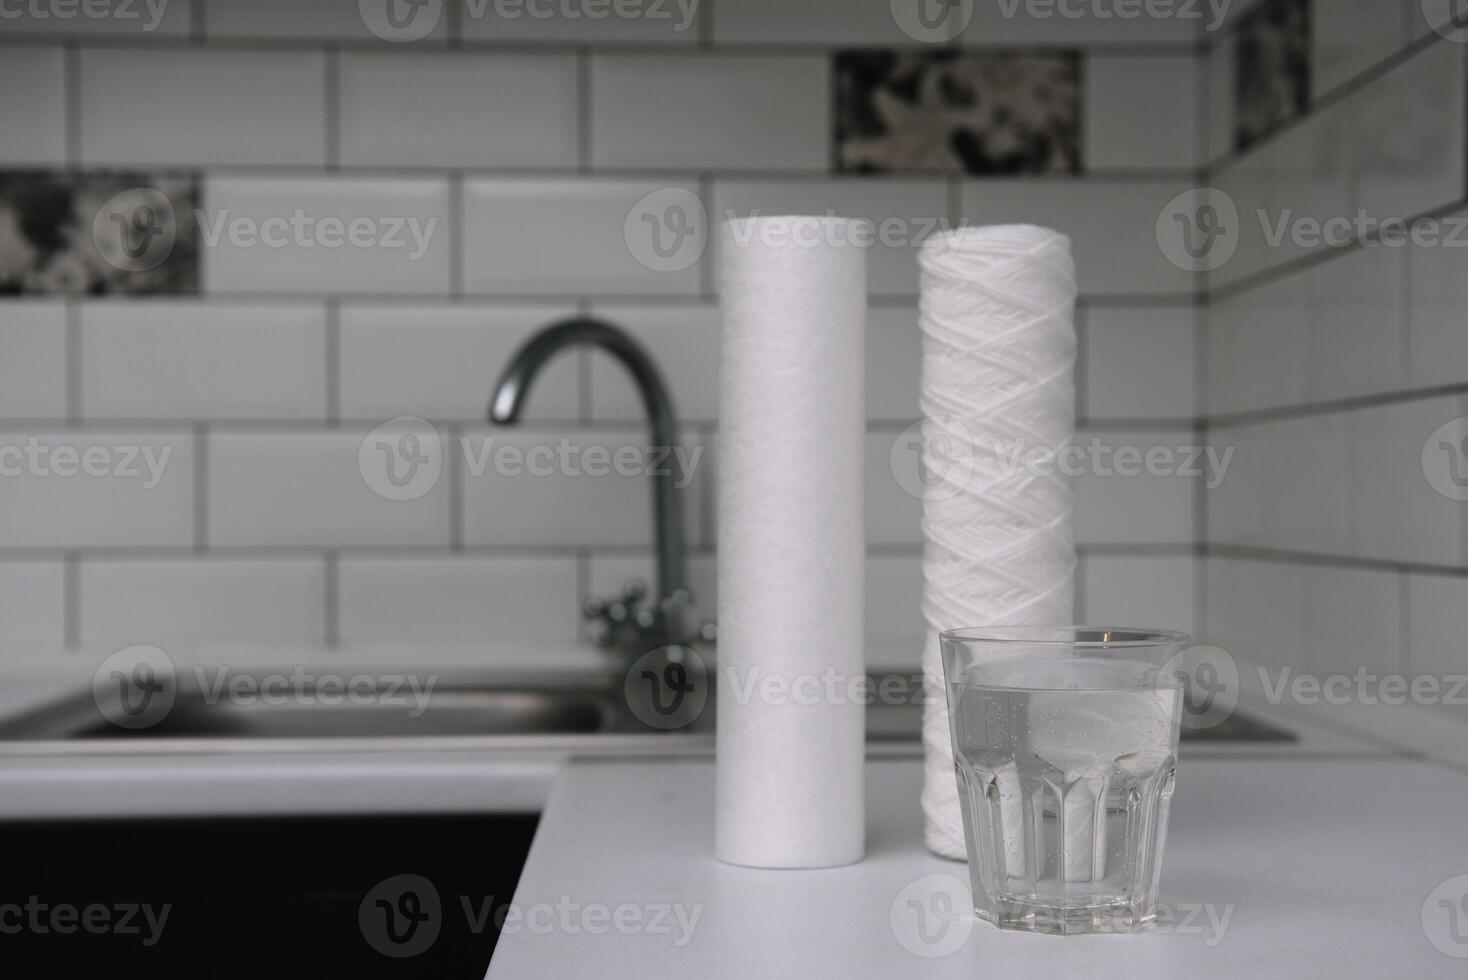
[940,627,1190,936]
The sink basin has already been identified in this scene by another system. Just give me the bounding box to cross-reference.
[0,685,621,741]
[0,670,1295,746]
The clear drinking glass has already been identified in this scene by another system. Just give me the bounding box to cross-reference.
[940,627,1190,936]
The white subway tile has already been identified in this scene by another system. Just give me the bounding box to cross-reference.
[1267,414,1353,556]
[866,430,923,547]
[586,552,717,616]
[1205,272,1310,415]
[81,300,326,419]
[714,179,948,298]
[1081,555,1195,635]
[459,0,701,42]
[1304,564,1402,676]
[0,561,65,645]
[1074,430,1196,545]
[1258,104,1354,271]
[1202,557,1307,670]
[865,554,924,667]
[1210,147,1273,285]
[459,428,708,547]
[0,300,67,419]
[0,46,66,165]
[590,55,828,171]
[202,176,451,295]
[962,180,1196,296]
[340,302,579,422]
[587,303,718,424]
[866,304,921,422]
[1354,396,1466,566]
[338,557,579,643]
[1083,304,1197,420]
[1353,41,1466,223]
[1407,213,1468,389]
[0,0,189,34]
[1085,55,1199,170]
[1407,573,1468,680]
[0,430,193,547]
[463,177,704,297]
[1204,423,1271,547]
[1308,245,1403,402]
[208,430,451,547]
[338,52,578,168]
[79,49,326,167]
[1312,0,1409,97]
[80,558,326,644]
[204,0,447,41]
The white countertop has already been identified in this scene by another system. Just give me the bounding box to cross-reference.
[488,756,1468,979]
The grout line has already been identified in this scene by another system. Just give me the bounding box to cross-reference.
[1204,382,1468,430]
[699,0,713,48]
[63,40,80,164]
[1398,571,1411,676]
[1204,544,1468,578]
[576,547,590,642]
[324,549,339,647]
[577,47,592,173]
[449,421,464,552]
[446,0,463,45]
[63,552,80,649]
[698,172,715,299]
[190,0,205,41]
[325,298,340,425]
[193,424,208,552]
[64,300,81,425]
[449,174,465,298]
[324,44,340,171]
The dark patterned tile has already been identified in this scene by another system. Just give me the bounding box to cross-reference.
[1233,0,1311,152]
[835,49,1080,176]
[0,171,198,296]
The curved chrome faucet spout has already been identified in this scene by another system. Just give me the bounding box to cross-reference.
[488,317,686,605]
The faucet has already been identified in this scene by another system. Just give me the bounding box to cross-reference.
[489,316,706,652]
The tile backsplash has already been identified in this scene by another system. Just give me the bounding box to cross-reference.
[1201,1,1468,728]
[0,0,1356,666]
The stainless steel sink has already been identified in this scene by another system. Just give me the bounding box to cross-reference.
[0,670,1294,747]
[0,684,626,741]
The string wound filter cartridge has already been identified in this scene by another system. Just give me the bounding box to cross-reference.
[917,225,1078,860]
